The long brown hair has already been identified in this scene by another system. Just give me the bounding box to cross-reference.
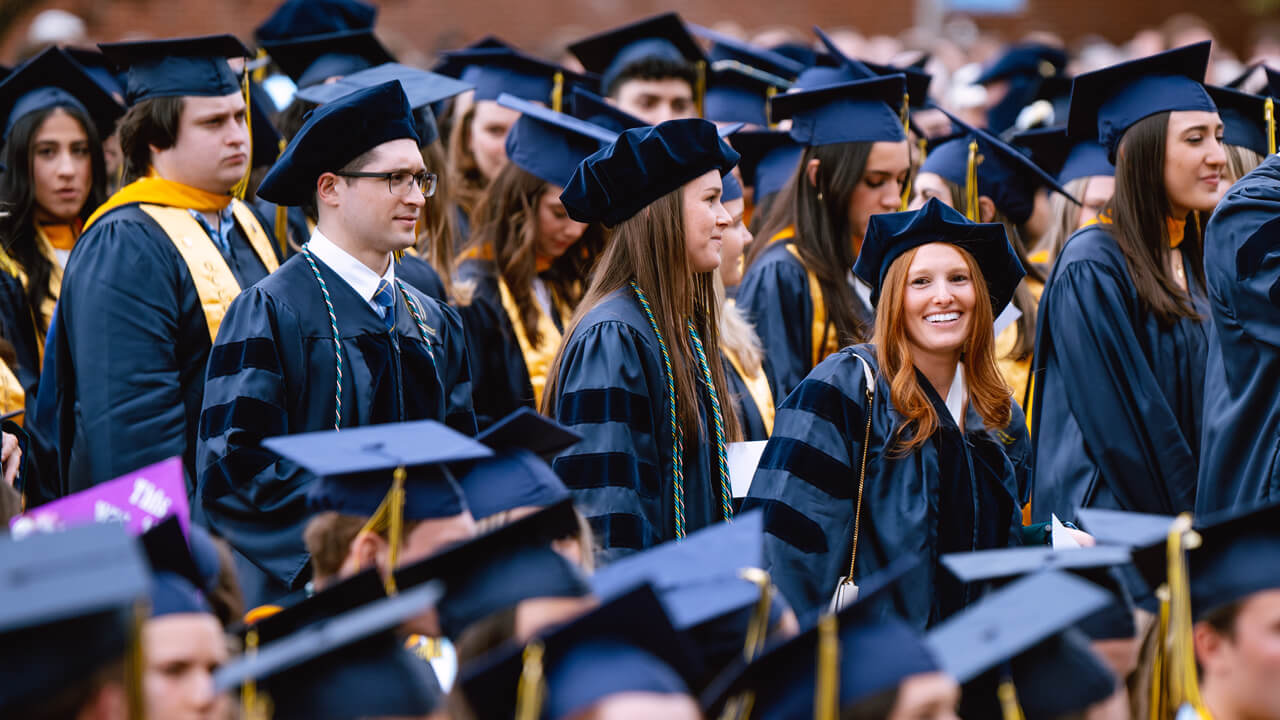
[1108,111,1206,326]
[447,102,488,223]
[544,187,742,443]
[462,163,602,344]
[419,139,462,301]
[873,245,1011,454]
[937,175,1044,362]
[750,142,874,347]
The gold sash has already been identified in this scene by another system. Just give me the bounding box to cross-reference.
[140,201,280,342]
[780,241,838,368]
[496,276,562,408]
[723,345,775,436]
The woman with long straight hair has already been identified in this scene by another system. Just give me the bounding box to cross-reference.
[737,75,913,402]
[543,119,743,563]
[1010,127,1115,267]
[908,113,1076,412]
[743,199,1033,625]
[1031,42,1223,521]
[0,48,121,398]
[456,96,612,429]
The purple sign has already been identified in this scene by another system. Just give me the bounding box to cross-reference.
[9,457,188,539]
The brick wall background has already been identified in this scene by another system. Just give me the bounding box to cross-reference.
[0,0,1271,65]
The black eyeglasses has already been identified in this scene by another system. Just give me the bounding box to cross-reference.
[335,170,438,198]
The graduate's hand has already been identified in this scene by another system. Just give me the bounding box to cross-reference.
[1063,527,1096,547]
[1,431,20,487]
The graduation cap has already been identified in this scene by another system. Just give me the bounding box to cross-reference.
[1130,500,1280,620]
[499,92,618,188]
[393,498,590,638]
[703,61,793,127]
[921,106,1078,225]
[854,198,1024,315]
[1066,41,1215,160]
[258,79,421,207]
[0,523,151,713]
[975,43,1067,86]
[770,74,908,148]
[925,570,1115,718]
[565,86,646,133]
[1074,507,1175,548]
[729,127,802,200]
[769,42,820,70]
[691,24,805,80]
[941,545,1137,640]
[460,407,580,521]
[1011,125,1114,186]
[458,583,701,720]
[1207,84,1278,157]
[261,28,393,89]
[65,46,125,101]
[250,567,387,644]
[813,26,932,108]
[216,581,446,720]
[295,62,473,146]
[568,12,706,97]
[99,34,251,105]
[560,118,739,227]
[700,557,934,718]
[254,0,377,45]
[140,515,213,617]
[0,46,125,141]
[434,47,592,110]
[263,417,491,591]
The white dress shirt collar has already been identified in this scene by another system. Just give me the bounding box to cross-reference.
[305,229,395,309]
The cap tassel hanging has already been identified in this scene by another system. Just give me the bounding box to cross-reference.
[125,600,147,720]
[740,568,774,661]
[551,70,565,113]
[814,613,839,720]
[997,674,1026,720]
[1266,97,1276,156]
[1163,513,1209,719]
[515,640,547,720]
[232,69,253,201]
[965,140,982,222]
[359,465,408,595]
[695,60,707,118]
[765,85,778,130]
[241,628,274,720]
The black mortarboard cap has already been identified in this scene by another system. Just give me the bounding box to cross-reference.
[99,34,250,105]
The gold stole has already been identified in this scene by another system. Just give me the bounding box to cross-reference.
[775,234,838,368]
[496,276,562,408]
[722,344,775,436]
[0,358,22,422]
[140,200,280,342]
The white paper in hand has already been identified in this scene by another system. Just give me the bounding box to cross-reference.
[1051,513,1082,549]
[728,441,768,498]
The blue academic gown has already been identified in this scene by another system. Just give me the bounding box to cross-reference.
[1030,224,1207,521]
[40,204,276,498]
[195,252,476,603]
[397,252,447,303]
[455,258,564,430]
[1198,155,1280,513]
[252,197,308,258]
[550,288,728,564]
[736,239,872,404]
[743,345,1029,628]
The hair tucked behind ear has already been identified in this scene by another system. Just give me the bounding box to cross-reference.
[873,245,1011,454]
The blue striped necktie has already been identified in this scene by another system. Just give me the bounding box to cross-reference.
[373,279,396,332]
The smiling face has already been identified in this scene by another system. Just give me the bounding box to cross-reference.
[30,107,93,224]
[1163,109,1226,216]
[900,243,977,366]
[848,140,912,243]
[150,92,249,194]
[534,185,588,260]
[469,100,519,182]
[681,169,732,273]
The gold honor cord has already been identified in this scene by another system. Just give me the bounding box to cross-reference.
[965,140,983,222]
[515,639,547,720]
[998,677,1026,720]
[1267,97,1276,156]
[241,628,274,720]
[358,465,408,595]
[814,613,839,720]
[551,70,565,113]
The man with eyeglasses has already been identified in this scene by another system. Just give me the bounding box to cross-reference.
[195,79,477,608]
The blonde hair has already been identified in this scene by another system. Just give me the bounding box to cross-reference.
[872,245,1012,454]
[1224,144,1263,188]
[716,272,764,376]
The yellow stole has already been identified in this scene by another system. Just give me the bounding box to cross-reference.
[0,357,22,422]
[30,224,78,357]
[722,342,775,436]
[771,227,838,368]
[86,174,280,343]
[497,276,564,408]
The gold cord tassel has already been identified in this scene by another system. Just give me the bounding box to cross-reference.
[252,48,269,84]
[515,640,547,720]
[965,140,982,222]
[900,93,911,135]
[1267,97,1276,156]
[998,676,1026,720]
[551,70,565,113]
[1165,513,1208,718]
[814,613,839,720]
[241,629,273,720]
[695,60,708,118]
[739,568,774,661]
[125,600,147,720]
[274,201,288,258]
[359,465,407,595]
[765,86,778,130]
[231,69,253,201]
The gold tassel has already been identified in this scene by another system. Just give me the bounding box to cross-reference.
[241,628,274,720]
[551,70,565,113]
[125,600,147,720]
[1165,513,1208,718]
[274,201,288,258]
[900,93,911,135]
[696,60,708,118]
[252,48,269,84]
[515,640,547,720]
[998,676,1026,720]
[232,68,253,201]
[814,613,838,720]
[1267,97,1276,156]
[965,140,982,222]
[358,465,407,595]
[739,568,774,661]
[765,85,778,129]
[1150,586,1170,720]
